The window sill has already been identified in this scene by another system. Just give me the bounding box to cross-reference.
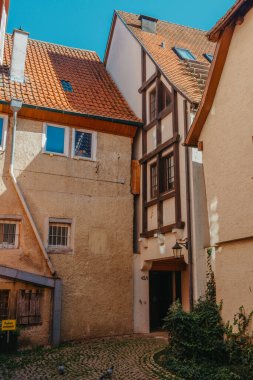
[42,151,68,158]
[0,246,20,251]
[47,247,73,254]
[72,156,95,162]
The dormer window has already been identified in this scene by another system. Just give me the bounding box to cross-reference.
[203,53,213,63]
[173,47,196,61]
[61,80,73,92]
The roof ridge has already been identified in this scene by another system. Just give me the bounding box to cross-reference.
[116,10,208,33]
[6,33,98,56]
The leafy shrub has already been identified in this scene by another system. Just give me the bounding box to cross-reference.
[159,251,253,380]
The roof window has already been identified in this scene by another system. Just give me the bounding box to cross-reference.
[173,47,196,61]
[61,80,73,92]
[203,53,213,63]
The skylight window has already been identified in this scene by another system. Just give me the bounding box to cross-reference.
[203,53,213,63]
[61,80,73,92]
[173,47,196,61]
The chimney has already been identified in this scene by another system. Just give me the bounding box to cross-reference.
[10,28,29,83]
[139,15,158,34]
[0,0,10,64]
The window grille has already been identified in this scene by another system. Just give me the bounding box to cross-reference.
[0,290,9,320]
[48,223,70,248]
[0,222,18,248]
[74,131,92,158]
[17,290,42,325]
[150,163,158,199]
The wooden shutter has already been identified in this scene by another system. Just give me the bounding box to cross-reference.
[17,290,42,325]
[131,160,140,195]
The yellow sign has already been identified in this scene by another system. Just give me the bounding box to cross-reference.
[1,320,16,331]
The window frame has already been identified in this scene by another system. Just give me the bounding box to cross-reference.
[71,128,97,161]
[159,82,172,113]
[149,88,156,122]
[173,47,196,61]
[161,153,175,193]
[0,220,19,249]
[203,53,213,63]
[150,162,158,199]
[48,222,71,250]
[0,114,8,151]
[42,123,69,157]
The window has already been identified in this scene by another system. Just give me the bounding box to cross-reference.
[0,115,8,151]
[173,47,196,61]
[0,222,19,249]
[160,82,171,112]
[162,153,174,192]
[0,290,9,320]
[150,163,158,199]
[17,290,42,325]
[48,222,70,248]
[61,80,73,92]
[43,124,69,156]
[72,129,97,160]
[203,53,213,63]
[149,89,156,121]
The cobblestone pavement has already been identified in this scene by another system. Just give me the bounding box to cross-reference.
[0,336,174,380]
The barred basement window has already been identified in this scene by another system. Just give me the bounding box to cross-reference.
[48,222,70,248]
[0,222,19,249]
[17,290,42,325]
[0,290,9,320]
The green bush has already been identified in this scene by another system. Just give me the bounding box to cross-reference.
[159,251,253,380]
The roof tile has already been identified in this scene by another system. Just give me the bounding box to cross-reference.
[0,35,140,123]
[117,11,216,103]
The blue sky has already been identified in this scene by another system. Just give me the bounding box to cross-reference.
[7,0,234,59]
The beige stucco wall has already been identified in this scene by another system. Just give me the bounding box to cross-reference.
[106,17,142,119]
[199,8,253,323]
[0,115,134,343]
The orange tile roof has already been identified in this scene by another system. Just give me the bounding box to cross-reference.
[0,34,140,125]
[117,11,216,104]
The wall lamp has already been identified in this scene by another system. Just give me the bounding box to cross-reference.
[172,239,188,258]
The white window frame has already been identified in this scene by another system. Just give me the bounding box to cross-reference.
[0,114,8,151]
[0,220,19,249]
[71,129,97,161]
[42,123,69,157]
[47,218,72,251]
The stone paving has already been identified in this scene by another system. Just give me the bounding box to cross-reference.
[0,336,175,380]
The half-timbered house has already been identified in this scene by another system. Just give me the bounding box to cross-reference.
[105,11,215,332]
